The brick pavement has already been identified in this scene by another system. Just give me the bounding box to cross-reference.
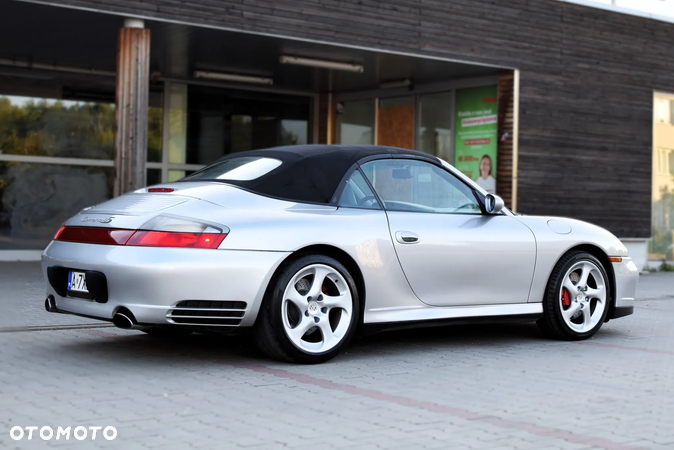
[0,263,673,449]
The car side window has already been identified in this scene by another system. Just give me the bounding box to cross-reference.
[359,159,481,214]
[337,169,381,209]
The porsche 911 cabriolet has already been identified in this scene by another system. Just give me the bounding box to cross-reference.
[42,145,637,363]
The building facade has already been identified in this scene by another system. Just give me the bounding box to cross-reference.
[1,0,673,268]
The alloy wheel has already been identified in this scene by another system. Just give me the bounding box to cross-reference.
[281,264,353,354]
[559,260,607,333]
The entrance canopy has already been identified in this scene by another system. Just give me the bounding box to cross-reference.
[0,0,499,97]
[0,0,509,254]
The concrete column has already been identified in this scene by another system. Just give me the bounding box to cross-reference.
[114,18,150,196]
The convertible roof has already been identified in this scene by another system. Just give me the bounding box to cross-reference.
[187,145,438,204]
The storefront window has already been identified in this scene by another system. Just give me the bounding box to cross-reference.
[417,92,452,163]
[168,84,188,165]
[336,99,375,145]
[168,169,186,182]
[0,94,118,250]
[164,84,310,167]
[147,92,164,163]
[0,95,115,159]
[651,93,674,262]
[282,120,308,146]
[0,162,113,250]
[147,168,162,186]
[418,92,453,162]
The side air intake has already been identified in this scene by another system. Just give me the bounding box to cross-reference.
[167,300,247,326]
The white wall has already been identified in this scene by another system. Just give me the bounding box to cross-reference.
[559,0,674,23]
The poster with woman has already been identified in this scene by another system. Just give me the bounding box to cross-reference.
[454,86,498,193]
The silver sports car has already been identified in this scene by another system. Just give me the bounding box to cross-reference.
[42,145,638,363]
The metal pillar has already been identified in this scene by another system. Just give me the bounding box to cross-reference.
[114,18,150,196]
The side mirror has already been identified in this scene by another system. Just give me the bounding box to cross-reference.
[485,193,504,214]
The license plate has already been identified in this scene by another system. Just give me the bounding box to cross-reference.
[67,271,88,293]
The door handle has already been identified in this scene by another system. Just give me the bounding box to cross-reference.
[395,231,419,244]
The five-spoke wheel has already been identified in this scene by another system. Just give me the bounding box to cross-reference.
[254,254,359,363]
[281,264,353,354]
[538,251,610,340]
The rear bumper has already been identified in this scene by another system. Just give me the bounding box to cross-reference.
[42,241,289,327]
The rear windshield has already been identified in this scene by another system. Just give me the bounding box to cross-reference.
[183,157,282,182]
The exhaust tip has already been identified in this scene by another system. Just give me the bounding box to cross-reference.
[112,310,136,329]
[45,295,57,313]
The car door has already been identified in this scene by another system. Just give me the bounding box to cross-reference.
[359,158,536,307]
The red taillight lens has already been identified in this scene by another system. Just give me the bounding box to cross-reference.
[126,231,226,249]
[148,188,174,193]
[55,226,226,249]
[55,227,136,245]
[54,226,66,239]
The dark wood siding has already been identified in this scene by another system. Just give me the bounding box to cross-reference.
[32,0,674,237]
[497,70,514,210]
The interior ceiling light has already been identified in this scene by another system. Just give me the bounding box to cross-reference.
[194,70,273,85]
[0,58,115,77]
[379,79,412,89]
[279,55,364,73]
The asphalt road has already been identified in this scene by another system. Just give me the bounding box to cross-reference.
[1,262,673,449]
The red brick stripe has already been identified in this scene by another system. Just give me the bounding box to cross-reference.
[233,362,642,450]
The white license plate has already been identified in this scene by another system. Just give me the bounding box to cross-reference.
[67,271,89,293]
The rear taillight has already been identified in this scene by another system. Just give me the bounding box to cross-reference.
[126,231,225,249]
[56,227,136,245]
[54,226,65,239]
[54,216,227,249]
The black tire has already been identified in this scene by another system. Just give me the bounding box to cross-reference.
[253,254,360,364]
[537,251,611,340]
[139,326,193,338]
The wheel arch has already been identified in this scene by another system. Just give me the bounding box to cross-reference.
[258,244,367,334]
[552,244,617,321]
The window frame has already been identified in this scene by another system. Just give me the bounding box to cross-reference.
[335,167,382,211]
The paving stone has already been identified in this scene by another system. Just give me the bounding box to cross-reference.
[1,263,673,449]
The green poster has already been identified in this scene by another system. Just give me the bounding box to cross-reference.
[454,86,498,193]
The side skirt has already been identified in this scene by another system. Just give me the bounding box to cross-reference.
[362,313,542,337]
[361,303,543,336]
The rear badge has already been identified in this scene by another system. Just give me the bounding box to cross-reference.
[81,216,114,224]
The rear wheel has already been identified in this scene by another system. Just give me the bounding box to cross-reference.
[537,251,610,340]
[254,254,360,364]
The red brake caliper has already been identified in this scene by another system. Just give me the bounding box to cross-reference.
[561,288,571,309]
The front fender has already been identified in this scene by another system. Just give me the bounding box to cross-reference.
[514,216,630,304]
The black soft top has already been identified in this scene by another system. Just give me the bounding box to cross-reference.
[184,145,439,204]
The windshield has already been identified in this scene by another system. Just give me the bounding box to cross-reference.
[183,157,282,182]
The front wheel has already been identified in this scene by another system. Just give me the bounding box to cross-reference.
[254,254,360,364]
[537,251,611,340]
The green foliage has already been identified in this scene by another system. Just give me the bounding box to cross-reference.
[0,96,164,163]
[661,259,674,272]
[0,97,115,159]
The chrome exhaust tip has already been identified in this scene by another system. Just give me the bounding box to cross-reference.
[45,295,57,313]
[112,311,136,329]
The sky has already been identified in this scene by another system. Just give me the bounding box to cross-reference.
[1,95,89,108]
[575,0,674,19]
